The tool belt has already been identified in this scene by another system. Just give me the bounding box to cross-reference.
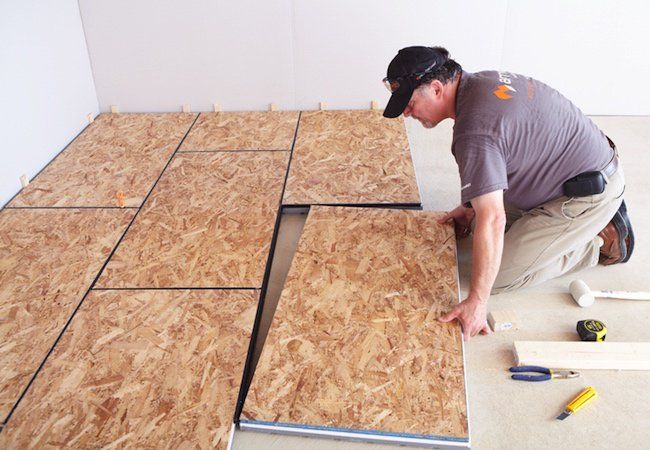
[562,137,619,198]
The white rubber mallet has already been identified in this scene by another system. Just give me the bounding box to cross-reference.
[569,279,650,307]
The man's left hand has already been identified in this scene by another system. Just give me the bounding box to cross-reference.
[438,295,490,341]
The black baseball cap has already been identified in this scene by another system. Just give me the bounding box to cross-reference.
[383,46,448,118]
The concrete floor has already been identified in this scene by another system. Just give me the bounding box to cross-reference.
[232,116,650,449]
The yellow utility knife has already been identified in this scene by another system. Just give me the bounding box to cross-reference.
[556,386,597,420]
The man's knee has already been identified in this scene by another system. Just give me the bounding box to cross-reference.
[491,267,531,295]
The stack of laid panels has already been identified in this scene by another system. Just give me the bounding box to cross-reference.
[0,111,299,449]
[240,206,469,448]
[283,110,421,208]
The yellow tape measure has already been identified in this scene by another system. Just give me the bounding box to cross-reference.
[577,319,607,342]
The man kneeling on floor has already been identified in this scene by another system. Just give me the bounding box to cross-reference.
[382,46,634,340]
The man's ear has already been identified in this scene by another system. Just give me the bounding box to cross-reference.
[431,80,444,98]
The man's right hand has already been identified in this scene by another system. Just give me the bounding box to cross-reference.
[438,204,475,239]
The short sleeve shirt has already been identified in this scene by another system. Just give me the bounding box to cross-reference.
[452,71,612,211]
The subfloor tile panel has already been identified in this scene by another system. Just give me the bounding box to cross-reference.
[0,289,257,449]
[282,110,421,206]
[97,151,289,288]
[0,208,134,420]
[241,206,469,448]
[179,111,300,151]
[8,113,198,207]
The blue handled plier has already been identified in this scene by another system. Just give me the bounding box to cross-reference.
[509,366,580,382]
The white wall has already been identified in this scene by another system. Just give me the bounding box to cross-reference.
[78,0,295,113]
[0,0,99,207]
[80,1,650,114]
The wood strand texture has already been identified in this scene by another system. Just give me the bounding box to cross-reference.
[0,209,134,419]
[97,151,289,288]
[179,111,299,151]
[0,289,257,449]
[243,206,468,440]
[283,110,421,205]
[9,113,197,207]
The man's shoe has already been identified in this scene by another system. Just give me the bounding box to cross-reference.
[598,210,628,265]
[618,200,635,263]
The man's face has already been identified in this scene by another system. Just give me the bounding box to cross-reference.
[402,81,445,129]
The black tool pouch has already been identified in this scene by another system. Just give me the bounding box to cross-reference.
[562,171,606,197]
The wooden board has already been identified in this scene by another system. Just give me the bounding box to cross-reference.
[8,113,197,207]
[0,208,134,420]
[514,341,650,370]
[283,110,421,206]
[97,151,289,288]
[0,289,257,449]
[179,111,299,151]
[241,206,468,446]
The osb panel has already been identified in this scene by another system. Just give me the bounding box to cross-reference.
[283,110,421,205]
[243,206,468,439]
[9,113,197,207]
[0,289,257,449]
[0,208,134,420]
[97,151,289,288]
[179,111,299,151]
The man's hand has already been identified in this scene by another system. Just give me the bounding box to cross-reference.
[438,205,475,239]
[438,295,490,341]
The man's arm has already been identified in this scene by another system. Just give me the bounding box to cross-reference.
[439,190,506,340]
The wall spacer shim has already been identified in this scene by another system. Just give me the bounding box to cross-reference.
[86,113,94,123]
[269,103,278,111]
[371,100,380,110]
[488,309,520,332]
[20,175,29,188]
[213,103,221,112]
[110,105,120,114]
[182,104,191,113]
[319,101,328,110]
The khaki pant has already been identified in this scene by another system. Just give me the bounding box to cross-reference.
[492,165,625,294]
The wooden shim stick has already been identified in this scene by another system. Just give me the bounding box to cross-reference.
[370,100,380,110]
[319,101,327,110]
[513,341,650,370]
[213,103,221,112]
[182,104,191,113]
[110,105,119,114]
[269,103,277,111]
[86,113,94,123]
[20,175,29,188]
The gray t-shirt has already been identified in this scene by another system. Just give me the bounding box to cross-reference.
[452,70,612,211]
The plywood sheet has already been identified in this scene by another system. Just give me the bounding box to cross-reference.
[283,110,421,206]
[0,289,257,449]
[97,151,289,288]
[242,206,468,444]
[9,113,197,207]
[179,111,299,151]
[0,208,134,420]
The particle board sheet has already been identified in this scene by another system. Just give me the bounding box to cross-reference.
[0,289,257,449]
[242,206,469,447]
[283,110,421,206]
[8,113,197,207]
[179,111,299,151]
[97,151,289,288]
[0,208,134,420]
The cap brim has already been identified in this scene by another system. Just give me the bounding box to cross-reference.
[383,89,412,118]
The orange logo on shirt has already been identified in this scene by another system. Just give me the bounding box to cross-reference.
[493,84,517,100]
